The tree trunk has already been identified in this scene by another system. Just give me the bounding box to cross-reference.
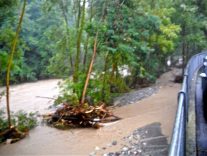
[80,33,98,105]
[186,42,189,62]
[76,0,81,29]
[111,61,117,80]
[83,36,89,70]
[83,0,94,71]
[6,0,27,128]
[73,0,86,82]
[80,0,108,105]
[182,40,185,76]
[59,0,73,72]
[181,16,186,76]
[102,54,109,102]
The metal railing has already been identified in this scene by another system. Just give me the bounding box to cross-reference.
[169,51,207,156]
[168,70,188,156]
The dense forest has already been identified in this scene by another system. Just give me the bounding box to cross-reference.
[1,0,207,104]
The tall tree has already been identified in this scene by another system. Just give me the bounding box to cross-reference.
[80,0,108,105]
[59,0,73,70]
[83,0,94,71]
[73,0,86,82]
[6,0,27,128]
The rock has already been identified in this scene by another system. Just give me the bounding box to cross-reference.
[138,149,142,153]
[128,135,133,140]
[89,151,96,156]
[122,147,128,151]
[109,152,115,156]
[107,143,112,147]
[95,146,100,151]
[127,151,131,155]
[6,139,12,144]
[121,151,126,155]
[113,86,158,107]
[112,140,117,146]
[142,142,147,146]
[104,123,169,156]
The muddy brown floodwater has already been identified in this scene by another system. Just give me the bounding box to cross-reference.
[0,71,180,156]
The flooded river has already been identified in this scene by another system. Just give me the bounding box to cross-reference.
[0,74,180,156]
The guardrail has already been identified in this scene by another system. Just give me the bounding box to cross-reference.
[168,51,207,156]
[168,70,187,156]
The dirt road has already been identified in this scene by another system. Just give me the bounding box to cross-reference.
[0,71,180,156]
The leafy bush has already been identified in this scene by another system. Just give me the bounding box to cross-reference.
[0,110,8,132]
[55,72,113,106]
[14,111,37,132]
[54,78,83,106]
[55,92,80,106]
[0,110,37,134]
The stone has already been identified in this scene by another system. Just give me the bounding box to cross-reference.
[95,146,100,151]
[6,139,12,144]
[89,151,96,156]
[138,149,142,153]
[122,147,128,151]
[142,142,147,146]
[127,151,131,155]
[112,140,117,146]
[107,143,112,147]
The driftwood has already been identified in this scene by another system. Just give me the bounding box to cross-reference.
[36,96,56,100]
[0,126,26,144]
[44,103,121,129]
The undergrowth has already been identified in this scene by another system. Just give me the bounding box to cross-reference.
[0,110,37,143]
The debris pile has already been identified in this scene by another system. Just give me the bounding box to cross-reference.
[0,126,26,144]
[44,103,121,129]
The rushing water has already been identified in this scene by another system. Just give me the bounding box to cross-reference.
[0,79,60,114]
[0,73,180,156]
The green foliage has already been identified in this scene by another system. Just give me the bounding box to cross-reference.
[1,0,207,107]
[0,0,66,84]
[55,79,81,106]
[0,110,37,143]
[0,110,8,132]
[14,111,37,132]
[85,21,107,37]
[0,110,37,135]
[47,28,76,77]
[172,0,207,63]
[86,73,111,104]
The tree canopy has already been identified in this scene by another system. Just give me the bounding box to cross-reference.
[1,0,207,104]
